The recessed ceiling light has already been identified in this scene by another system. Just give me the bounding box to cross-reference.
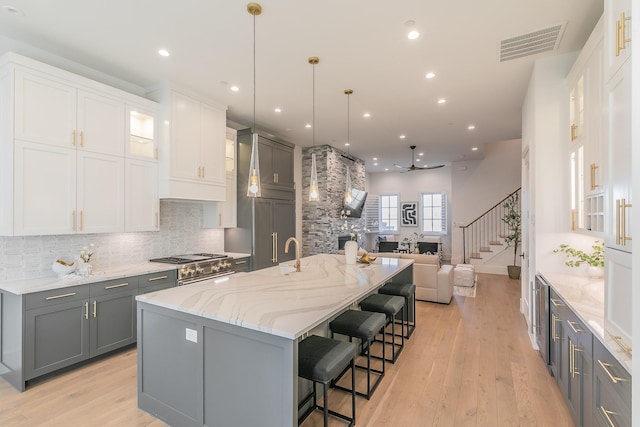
[363,113,371,118]
[305,124,311,128]
[345,142,350,147]
[158,49,170,57]
[399,135,406,139]
[230,86,239,92]
[385,168,389,171]
[419,152,424,156]
[437,98,446,104]
[408,30,420,40]
[468,125,476,130]
[374,162,378,166]
[373,157,378,161]
[416,159,421,162]
[425,72,436,79]
[274,107,282,113]
[472,147,478,151]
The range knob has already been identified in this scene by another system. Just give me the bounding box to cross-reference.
[212,264,220,273]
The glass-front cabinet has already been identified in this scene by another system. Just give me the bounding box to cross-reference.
[127,106,156,161]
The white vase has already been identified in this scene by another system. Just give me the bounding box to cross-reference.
[586,265,604,278]
[344,240,358,265]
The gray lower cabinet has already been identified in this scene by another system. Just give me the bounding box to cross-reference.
[254,198,296,270]
[1,269,177,391]
[593,338,631,427]
[232,256,250,273]
[24,285,91,381]
[563,310,593,427]
[549,289,567,391]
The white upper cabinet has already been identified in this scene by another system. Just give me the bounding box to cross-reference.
[15,69,126,156]
[604,0,632,81]
[125,158,159,232]
[0,52,159,236]
[203,128,237,229]
[147,85,227,201]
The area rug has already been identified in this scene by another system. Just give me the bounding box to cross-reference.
[453,284,476,298]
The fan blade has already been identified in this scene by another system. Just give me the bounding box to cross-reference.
[393,164,406,169]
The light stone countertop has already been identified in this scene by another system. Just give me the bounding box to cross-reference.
[540,272,631,374]
[0,262,178,295]
[136,254,414,340]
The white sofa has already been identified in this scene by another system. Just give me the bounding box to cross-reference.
[378,253,453,304]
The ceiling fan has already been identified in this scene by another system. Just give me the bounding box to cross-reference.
[394,145,445,172]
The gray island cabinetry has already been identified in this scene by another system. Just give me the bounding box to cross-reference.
[136,254,413,427]
[0,268,176,391]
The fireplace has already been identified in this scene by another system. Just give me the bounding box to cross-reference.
[338,235,351,250]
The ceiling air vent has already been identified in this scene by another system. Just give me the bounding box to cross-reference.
[499,22,566,62]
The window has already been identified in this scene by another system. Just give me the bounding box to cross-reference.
[379,194,398,232]
[421,192,447,234]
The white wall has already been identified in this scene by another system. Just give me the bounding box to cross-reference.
[450,139,522,265]
[367,166,452,258]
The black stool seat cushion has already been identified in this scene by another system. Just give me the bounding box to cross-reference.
[298,335,356,384]
[379,282,416,298]
[360,294,404,316]
[330,310,387,341]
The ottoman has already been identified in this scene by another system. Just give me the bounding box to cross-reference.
[454,264,476,287]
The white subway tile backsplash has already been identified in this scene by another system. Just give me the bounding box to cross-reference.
[0,200,225,281]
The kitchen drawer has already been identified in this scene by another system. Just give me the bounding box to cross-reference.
[594,365,631,427]
[232,257,250,273]
[137,270,177,289]
[593,337,631,408]
[90,277,138,297]
[564,309,592,351]
[25,285,90,310]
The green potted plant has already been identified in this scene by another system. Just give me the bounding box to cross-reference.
[554,240,605,277]
[502,193,521,279]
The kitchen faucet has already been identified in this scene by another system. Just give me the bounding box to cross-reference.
[284,237,301,272]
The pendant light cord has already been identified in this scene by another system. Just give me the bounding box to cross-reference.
[312,62,315,147]
[347,92,350,153]
[252,13,256,133]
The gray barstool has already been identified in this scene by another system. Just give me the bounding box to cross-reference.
[359,293,405,363]
[379,282,417,339]
[329,310,387,399]
[298,335,356,427]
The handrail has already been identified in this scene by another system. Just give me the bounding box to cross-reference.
[459,187,521,229]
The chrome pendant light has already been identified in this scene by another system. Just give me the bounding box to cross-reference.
[344,89,354,204]
[308,56,320,201]
[247,3,262,197]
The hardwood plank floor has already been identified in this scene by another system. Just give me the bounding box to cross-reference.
[0,273,572,426]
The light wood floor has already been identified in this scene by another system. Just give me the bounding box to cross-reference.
[0,273,572,427]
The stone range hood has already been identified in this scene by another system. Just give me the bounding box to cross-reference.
[301,145,366,256]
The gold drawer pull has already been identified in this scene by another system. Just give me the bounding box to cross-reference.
[235,260,247,265]
[597,359,627,384]
[105,283,129,290]
[611,335,632,354]
[599,405,619,427]
[148,275,168,282]
[45,292,77,300]
[567,320,585,334]
[550,298,564,307]
[93,300,97,318]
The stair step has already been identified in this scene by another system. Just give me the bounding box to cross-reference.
[469,253,483,259]
[489,241,502,245]
[479,247,493,252]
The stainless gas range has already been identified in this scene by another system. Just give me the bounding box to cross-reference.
[149,253,234,285]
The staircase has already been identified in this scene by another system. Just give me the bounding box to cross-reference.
[460,188,521,274]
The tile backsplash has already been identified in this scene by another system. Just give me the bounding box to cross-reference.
[0,200,225,282]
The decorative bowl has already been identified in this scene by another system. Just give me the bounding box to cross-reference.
[52,260,76,277]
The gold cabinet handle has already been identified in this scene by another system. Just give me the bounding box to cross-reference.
[80,131,84,147]
[550,298,564,307]
[611,335,632,354]
[616,12,631,57]
[155,147,158,160]
[570,123,577,141]
[72,129,76,146]
[45,292,77,301]
[274,232,278,263]
[590,163,599,190]
[105,283,129,290]
[551,313,558,342]
[597,359,627,384]
[235,260,247,265]
[616,199,622,245]
[271,232,276,263]
[569,341,574,377]
[599,405,619,427]
[571,209,577,231]
[148,275,168,282]
[92,300,97,318]
[84,301,89,320]
[80,211,84,231]
[72,211,76,231]
[567,320,585,334]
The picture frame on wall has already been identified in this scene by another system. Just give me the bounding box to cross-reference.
[401,202,418,227]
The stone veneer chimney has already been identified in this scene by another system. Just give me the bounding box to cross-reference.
[301,145,366,256]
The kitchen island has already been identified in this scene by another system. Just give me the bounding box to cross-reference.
[136,253,413,427]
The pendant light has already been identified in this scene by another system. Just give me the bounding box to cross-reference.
[344,89,354,204]
[308,56,320,201]
[247,3,262,197]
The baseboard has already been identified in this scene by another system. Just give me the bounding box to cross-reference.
[472,264,507,275]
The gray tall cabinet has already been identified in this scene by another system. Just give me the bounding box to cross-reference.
[225,129,296,271]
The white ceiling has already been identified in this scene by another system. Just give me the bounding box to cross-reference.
[0,0,603,172]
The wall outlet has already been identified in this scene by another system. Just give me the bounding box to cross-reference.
[185,328,198,343]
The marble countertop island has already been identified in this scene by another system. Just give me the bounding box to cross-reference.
[540,272,631,374]
[136,253,413,339]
